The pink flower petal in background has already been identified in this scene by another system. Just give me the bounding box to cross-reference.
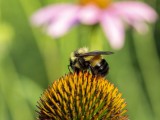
[31,4,70,26]
[46,5,80,38]
[112,2,158,24]
[131,21,149,34]
[100,13,125,49]
[78,4,101,25]
[31,1,158,49]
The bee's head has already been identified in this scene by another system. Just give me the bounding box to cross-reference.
[77,47,88,54]
[70,47,88,61]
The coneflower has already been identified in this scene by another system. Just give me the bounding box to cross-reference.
[31,0,157,49]
[37,72,128,120]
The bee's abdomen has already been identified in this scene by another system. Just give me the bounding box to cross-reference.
[92,59,109,77]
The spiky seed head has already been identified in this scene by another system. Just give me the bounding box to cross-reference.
[37,72,128,120]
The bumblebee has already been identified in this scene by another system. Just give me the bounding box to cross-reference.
[69,47,113,77]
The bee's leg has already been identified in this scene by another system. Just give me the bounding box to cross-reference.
[74,68,81,75]
[78,57,86,69]
[68,65,72,73]
[89,65,95,76]
[78,57,90,71]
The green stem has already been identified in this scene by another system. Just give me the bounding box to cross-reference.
[133,28,160,119]
[90,25,103,50]
[154,0,160,58]
[18,0,61,82]
[77,25,83,47]
[0,0,3,22]
[127,30,155,118]
[0,55,34,120]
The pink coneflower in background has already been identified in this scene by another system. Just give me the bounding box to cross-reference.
[31,0,157,49]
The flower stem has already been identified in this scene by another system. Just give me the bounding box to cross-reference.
[0,55,34,120]
[90,25,103,50]
[132,28,160,119]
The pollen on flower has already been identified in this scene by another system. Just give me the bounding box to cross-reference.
[79,0,112,8]
[37,72,128,120]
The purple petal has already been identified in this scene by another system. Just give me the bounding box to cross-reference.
[31,4,75,26]
[132,22,149,34]
[111,1,158,23]
[46,5,80,38]
[78,4,101,25]
[100,12,125,49]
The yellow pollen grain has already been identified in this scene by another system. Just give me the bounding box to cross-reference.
[57,83,63,95]
[40,103,48,112]
[57,94,62,105]
[45,102,55,114]
[85,105,89,112]
[43,110,52,117]
[90,84,96,95]
[107,92,112,103]
[82,97,86,104]
[63,92,68,101]
[63,101,68,113]
[92,95,97,105]
[82,85,85,97]
[79,106,82,113]
[70,101,73,110]
[120,109,127,115]
[89,100,93,108]
[57,109,63,117]
[121,102,127,110]
[51,88,58,100]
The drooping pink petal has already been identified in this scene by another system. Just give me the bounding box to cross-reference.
[100,12,125,49]
[46,5,80,38]
[78,4,101,25]
[131,21,149,34]
[111,1,158,23]
[31,4,75,26]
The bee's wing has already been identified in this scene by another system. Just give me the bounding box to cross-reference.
[77,51,114,57]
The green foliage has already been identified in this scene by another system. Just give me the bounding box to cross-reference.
[0,0,160,120]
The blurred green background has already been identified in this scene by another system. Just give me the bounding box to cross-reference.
[0,0,160,120]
